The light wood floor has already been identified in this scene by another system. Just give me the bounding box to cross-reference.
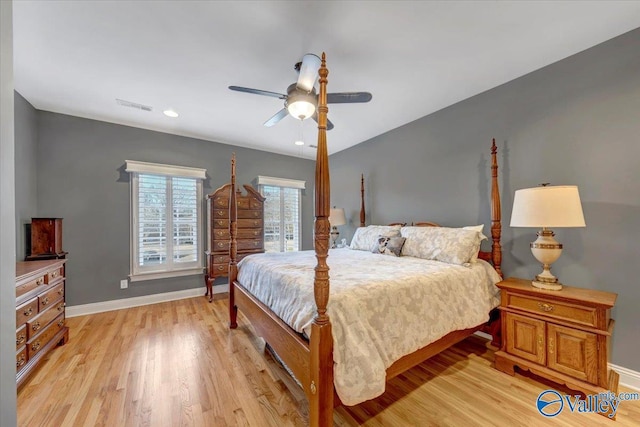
[18,295,640,426]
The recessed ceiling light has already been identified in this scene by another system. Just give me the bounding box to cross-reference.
[294,140,304,146]
[163,109,179,118]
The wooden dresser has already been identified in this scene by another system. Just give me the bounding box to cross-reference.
[16,259,69,387]
[205,183,265,301]
[495,277,618,413]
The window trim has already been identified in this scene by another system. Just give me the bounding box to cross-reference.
[126,160,206,282]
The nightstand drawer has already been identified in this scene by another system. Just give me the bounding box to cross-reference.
[506,293,597,328]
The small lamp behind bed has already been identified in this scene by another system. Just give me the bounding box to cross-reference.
[329,207,347,249]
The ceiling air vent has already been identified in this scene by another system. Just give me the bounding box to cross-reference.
[116,98,153,112]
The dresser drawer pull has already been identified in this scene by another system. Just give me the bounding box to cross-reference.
[217,242,225,248]
[217,220,225,226]
[58,288,64,296]
[253,211,259,217]
[31,342,41,352]
[17,356,26,368]
[217,211,225,216]
[253,220,259,226]
[217,265,224,271]
[216,231,225,237]
[254,242,259,246]
[23,307,33,317]
[41,297,50,306]
[51,271,58,278]
[36,277,44,286]
[537,302,554,312]
[57,304,64,312]
[58,319,65,328]
[32,322,41,332]
[16,335,25,346]
[253,231,259,236]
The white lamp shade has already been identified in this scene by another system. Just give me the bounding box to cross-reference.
[329,208,347,226]
[297,53,321,92]
[511,185,586,228]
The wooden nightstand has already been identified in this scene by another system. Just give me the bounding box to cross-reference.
[494,277,619,400]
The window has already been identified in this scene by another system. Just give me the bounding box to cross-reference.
[126,160,206,281]
[254,176,305,253]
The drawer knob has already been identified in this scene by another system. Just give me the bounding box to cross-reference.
[217,220,224,226]
[58,319,65,328]
[58,288,64,296]
[23,307,33,317]
[216,231,224,236]
[254,231,259,236]
[254,221,259,225]
[217,266,224,271]
[42,297,50,306]
[57,304,64,312]
[16,335,25,346]
[537,302,554,312]
[51,271,58,278]
[217,242,224,247]
[36,277,44,285]
[218,211,224,216]
[32,322,41,332]
[31,342,41,352]
[17,356,26,368]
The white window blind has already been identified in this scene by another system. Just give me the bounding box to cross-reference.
[256,176,304,253]
[127,161,205,281]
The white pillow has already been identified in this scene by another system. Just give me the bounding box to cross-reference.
[463,224,488,241]
[350,225,402,251]
[400,226,484,266]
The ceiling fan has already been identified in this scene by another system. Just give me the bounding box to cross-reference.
[229,54,372,130]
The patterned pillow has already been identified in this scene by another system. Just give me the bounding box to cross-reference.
[400,226,483,265]
[350,225,401,251]
[372,236,406,257]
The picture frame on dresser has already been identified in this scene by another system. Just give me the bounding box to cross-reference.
[16,259,69,387]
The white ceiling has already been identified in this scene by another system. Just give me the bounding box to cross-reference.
[13,1,640,159]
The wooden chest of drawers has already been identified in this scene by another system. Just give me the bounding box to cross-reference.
[205,183,265,301]
[494,277,618,416]
[15,259,69,387]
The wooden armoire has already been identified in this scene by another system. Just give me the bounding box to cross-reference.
[204,183,265,302]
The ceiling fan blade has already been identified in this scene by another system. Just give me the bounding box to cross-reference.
[312,113,334,131]
[264,108,289,127]
[229,86,287,99]
[327,92,372,104]
[296,53,321,92]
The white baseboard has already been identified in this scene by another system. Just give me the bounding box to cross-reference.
[474,332,640,392]
[66,284,229,318]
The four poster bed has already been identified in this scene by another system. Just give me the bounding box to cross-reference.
[227,53,503,426]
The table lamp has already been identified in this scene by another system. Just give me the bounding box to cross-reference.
[329,208,347,248]
[510,185,586,290]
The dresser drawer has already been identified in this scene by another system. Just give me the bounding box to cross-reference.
[17,298,39,326]
[237,209,262,219]
[16,325,27,350]
[506,293,597,328]
[239,239,263,251]
[28,300,65,340]
[210,253,251,265]
[16,274,46,299]
[46,266,64,284]
[27,313,65,359]
[213,209,229,219]
[212,218,263,229]
[39,282,64,310]
[17,347,27,372]
[212,228,263,240]
[213,196,229,208]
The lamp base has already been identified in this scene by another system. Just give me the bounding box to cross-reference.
[531,280,563,291]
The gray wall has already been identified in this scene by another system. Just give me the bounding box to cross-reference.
[1,0,17,424]
[330,28,640,371]
[35,112,315,306]
[15,92,38,260]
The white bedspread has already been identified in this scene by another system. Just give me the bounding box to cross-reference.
[236,248,501,405]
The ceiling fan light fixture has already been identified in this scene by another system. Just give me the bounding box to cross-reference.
[297,53,321,92]
[287,99,316,120]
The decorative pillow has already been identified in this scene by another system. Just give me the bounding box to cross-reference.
[462,225,488,263]
[372,235,406,257]
[350,225,401,251]
[400,226,484,266]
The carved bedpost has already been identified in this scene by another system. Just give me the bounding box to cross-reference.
[229,154,239,328]
[490,139,502,278]
[309,52,334,427]
[360,174,365,227]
